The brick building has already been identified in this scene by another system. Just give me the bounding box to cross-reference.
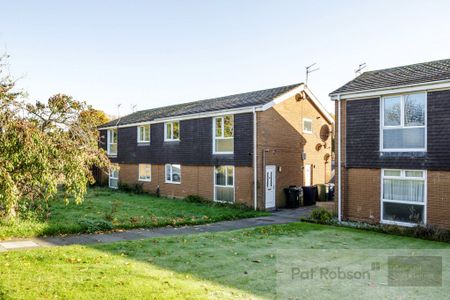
[331,58,450,228]
[98,83,333,210]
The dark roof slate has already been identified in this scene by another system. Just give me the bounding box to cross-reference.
[330,58,450,95]
[100,83,302,128]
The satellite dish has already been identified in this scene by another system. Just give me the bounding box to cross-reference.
[320,125,330,142]
[295,93,303,102]
[324,153,330,162]
[315,143,323,151]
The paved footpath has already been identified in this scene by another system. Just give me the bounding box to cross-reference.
[0,206,314,252]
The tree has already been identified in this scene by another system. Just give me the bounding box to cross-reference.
[0,56,110,219]
[79,108,110,127]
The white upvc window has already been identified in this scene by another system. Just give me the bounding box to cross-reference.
[107,129,118,156]
[164,121,180,141]
[137,125,150,143]
[303,118,313,134]
[381,169,426,226]
[165,164,181,184]
[138,164,151,182]
[381,92,426,152]
[214,166,235,203]
[109,167,119,189]
[213,115,234,154]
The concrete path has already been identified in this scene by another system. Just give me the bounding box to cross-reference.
[0,206,314,252]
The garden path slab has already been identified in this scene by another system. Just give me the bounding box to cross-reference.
[2,206,315,252]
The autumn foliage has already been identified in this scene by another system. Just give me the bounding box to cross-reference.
[0,56,110,218]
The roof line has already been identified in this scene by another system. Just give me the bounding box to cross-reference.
[360,57,450,75]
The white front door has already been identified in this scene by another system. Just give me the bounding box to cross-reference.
[304,164,312,186]
[265,165,276,209]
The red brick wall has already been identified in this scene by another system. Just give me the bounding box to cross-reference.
[345,168,380,223]
[116,164,253,207]
[257,93,333,208]
[427,171,450,229]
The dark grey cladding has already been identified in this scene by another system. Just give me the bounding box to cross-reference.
[100,113,253,167]
[345,90,450,170]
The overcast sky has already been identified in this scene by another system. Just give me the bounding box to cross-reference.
[1,0,450,117]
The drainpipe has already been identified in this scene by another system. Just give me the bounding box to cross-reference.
[253,107,258,211]
[337,94,342,223]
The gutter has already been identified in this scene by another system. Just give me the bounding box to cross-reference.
[253,107,258,210]
[329,78,450,101]
[337,94,342,223]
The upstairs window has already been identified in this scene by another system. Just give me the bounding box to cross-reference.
[303,118,313,134]
[381,93,426,151]
[164,121,180,141]
[213,115,234,154]
[165,164,181,184]
[137,125,150,143]
[107,129,118,156]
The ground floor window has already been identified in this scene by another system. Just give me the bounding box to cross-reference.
[138,164,151,182]
[109,168,119,189]
[165,164,181,183]
[381,169,426,225]
[214,166,234,203]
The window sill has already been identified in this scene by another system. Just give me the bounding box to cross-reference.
[165,181,181,185]
[107,154,117,158]
[213,199,235,204]
[380,220,422,227]
[138,179,151,182]
[213,152,234,155]
[380,151,426,158]
[137,142,150,146]
[164,140,180,143]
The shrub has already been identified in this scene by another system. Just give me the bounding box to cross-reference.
[16,198,50,221]
[411,224,450,243]
[104,200,120,221]
[310,207,333,223]
[183,195,209,204]
[118,182,144,194]
[78,218,113,233]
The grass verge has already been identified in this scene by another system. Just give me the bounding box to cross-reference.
[0,222,449,299]
[0,187,268,240]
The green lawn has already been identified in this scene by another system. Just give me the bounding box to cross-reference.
[0,188,268,240]
[0,223,449,299]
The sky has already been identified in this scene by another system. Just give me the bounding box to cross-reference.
[1,0,450,117]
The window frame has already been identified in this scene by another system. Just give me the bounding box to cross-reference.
[380,92,427,152]
[303,118,313,134]
[380,169,427,227]
[107,128,118,156]
[137,124,151,144]
[108,167,119,189]
[213,165,235,203]
[165,164,181,184]
[164,121,180,142]
[138,164,152,182]
[212,115,234,154]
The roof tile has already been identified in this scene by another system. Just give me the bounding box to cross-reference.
[330,58,450,95]
[100,83,302,128]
